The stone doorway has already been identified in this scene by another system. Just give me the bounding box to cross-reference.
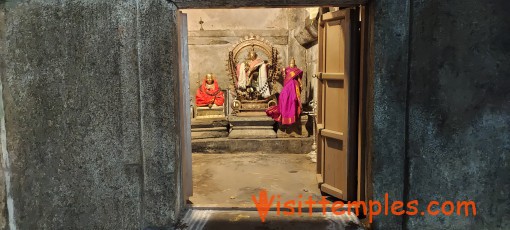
[182,7,323,207]
[177,6,369,229]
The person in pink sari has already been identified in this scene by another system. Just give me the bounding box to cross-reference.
[266,58,302,125]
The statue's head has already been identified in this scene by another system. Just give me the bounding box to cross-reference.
[290,57,296,67]
[248,47,258,60]
[205,73,214,84]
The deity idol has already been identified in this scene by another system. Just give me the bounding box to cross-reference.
[195,73,225,108]
[236,47,271,98]
[266,57,302,125]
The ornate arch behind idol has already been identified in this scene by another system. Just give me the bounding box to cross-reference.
[226,34,281,114]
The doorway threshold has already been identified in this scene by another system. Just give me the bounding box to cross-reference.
[177,207,365,230]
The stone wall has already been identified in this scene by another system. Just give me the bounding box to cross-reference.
[287,8,316,105]
[0,0,182,229]
[367,0,410,228]
[405,0,510,228]
[368,0,510,228]
[183,9,288,109]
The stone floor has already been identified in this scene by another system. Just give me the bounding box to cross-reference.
[189,153,321,206]
[185,153,365,229]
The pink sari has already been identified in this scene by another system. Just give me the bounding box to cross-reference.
[266,67,303,125]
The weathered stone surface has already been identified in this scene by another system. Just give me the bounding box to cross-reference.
[188,30,289,38]
[137,1,182,228]
[406,0,510,228]
[189,35,289,46]
[0,0,181,229]
[188,29,289,46]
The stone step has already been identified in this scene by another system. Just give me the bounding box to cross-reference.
[192,137,313,154]
[191,127,228,132]
[229,116,275,126]
[228,128,276,139]
[191,118,229,129]
[191,131,229,140]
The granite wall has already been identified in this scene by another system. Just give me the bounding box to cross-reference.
[0,0,182,229]
[368,0,510,228]
[405,0,510,228]
[366,0,410,228]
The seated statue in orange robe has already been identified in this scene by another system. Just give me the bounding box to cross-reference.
[195,73,225,108]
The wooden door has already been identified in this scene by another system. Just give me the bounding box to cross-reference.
[316,8,360,201]
[178,11,192,202]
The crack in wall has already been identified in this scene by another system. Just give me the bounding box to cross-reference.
[0,65,16,230]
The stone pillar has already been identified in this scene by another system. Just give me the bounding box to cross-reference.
[0,0,182,228]
[366,0,410,228]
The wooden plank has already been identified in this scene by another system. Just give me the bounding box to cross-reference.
[316,174,324,185]
[321,183,344,199]
[321,10,347,23]
[173,0,367,9]
[357,5,368,203]
[317,14,325,178]
[320,129,344,140]
[319,72,345,81]
[344,7,360,201]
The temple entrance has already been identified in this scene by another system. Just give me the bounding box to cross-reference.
[177,6,368,228]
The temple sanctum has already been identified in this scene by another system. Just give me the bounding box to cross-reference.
[187,8,319,153]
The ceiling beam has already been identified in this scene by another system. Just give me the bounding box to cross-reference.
[171,0,367,9]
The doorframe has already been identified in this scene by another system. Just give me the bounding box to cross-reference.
[174,1,411,228]
[177,3,370,204]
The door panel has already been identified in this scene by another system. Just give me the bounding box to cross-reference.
[316,8,360,201]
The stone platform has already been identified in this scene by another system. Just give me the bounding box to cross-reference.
[192,137,313,153]
[277,115,311,138]
[195,105,225,118]
[228,116,276,139]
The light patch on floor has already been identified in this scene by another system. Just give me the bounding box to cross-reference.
[177,209,364,230]
[190,153,322,206]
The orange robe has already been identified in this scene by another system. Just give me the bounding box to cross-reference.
[195,79,225,107]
